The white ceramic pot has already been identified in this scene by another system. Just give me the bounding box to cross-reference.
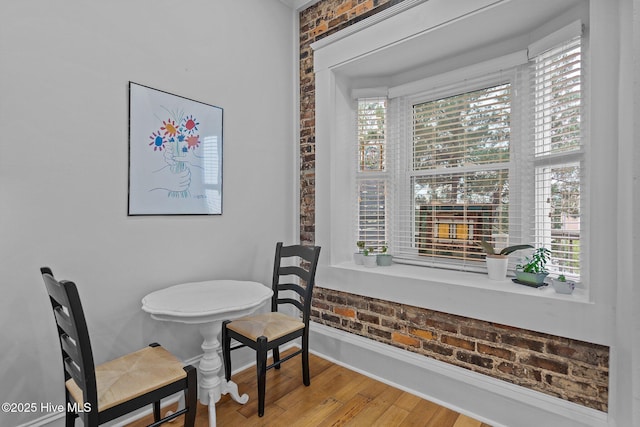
[363,255,377,267]
[551,278,575,294]
[485,255,508,280]
[353,252,364,265]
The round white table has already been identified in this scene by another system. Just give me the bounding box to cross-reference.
[141,280,273,427]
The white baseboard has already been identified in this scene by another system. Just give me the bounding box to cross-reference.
[15,412,61,427]
[309,322,609,427]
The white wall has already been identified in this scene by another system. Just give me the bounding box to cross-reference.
[614,1,640,426]
[0,1,295,425]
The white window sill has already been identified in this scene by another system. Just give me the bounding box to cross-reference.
[333,261,589,302]
[316,261,604,344]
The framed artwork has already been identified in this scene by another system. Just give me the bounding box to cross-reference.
[128,82,223,215]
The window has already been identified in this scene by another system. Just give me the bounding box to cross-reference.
[531,38,583,277]
[408,83,512,265]
[355,35,585,279]
[356,98,388,251]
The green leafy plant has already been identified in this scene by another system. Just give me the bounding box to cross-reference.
[363,248,371,256]
[356,241,366,252]
[380,244,388,254]
[557,274,566,282]
[516,247,551,273]
[476,240,533,256]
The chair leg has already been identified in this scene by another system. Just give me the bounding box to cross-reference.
[65,392,77,427]
[222,320,232,381]
[183,366,198,427]
[273,346,281,369]
[153,400,161,421]
[302,332,310,386]
[65,410,76,427]
[256,336,268,417]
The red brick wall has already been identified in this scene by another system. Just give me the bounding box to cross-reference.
[311,288,609,411]
[298,0,609,412]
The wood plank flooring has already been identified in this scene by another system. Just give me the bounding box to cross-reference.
[126,349,491,427]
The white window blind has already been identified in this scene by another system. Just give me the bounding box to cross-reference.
[531,36,583,278]
[356,98,388,252]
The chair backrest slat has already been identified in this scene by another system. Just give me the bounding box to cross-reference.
[53,306,76,338]
[278,266,310,282]
[277,283,305,297]
[277,297,305,312]
[43,269,71,305]
[279,244,317,261]
[60,333,82,369]
[64,357,85,389]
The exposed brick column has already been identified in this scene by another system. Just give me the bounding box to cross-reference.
[298,0,404,246]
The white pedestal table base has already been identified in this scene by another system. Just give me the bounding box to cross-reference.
[197,321,249,427]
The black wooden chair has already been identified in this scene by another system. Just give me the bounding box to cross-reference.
[221,242,321,417]
[40,267,197,427]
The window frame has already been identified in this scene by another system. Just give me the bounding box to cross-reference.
[394,71,524,271]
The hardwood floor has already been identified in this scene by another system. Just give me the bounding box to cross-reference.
[127,349,491,427]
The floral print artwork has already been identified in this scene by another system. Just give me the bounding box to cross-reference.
[129,82,222,215]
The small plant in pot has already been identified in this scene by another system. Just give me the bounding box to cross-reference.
[477,240,533,281]
[362,248,377,267]
[376,244,393,266]
[551,274,576,294]
[515,247,551,287]
[353,241,366,265]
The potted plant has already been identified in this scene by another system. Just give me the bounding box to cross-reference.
[376,244,393,266]
[515,247,551,287]
[476,240,533,281]
[362,248,377,267]
[551,274,576,294]
[353,240,366,265]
